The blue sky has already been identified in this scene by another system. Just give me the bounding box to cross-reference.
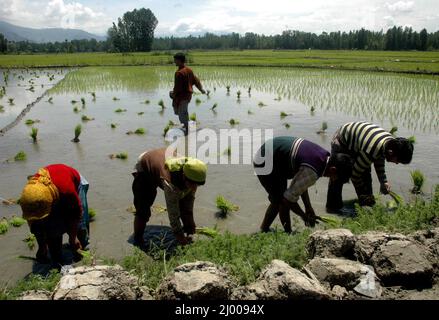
[1,0,438,36]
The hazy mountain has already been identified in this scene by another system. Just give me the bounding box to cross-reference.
[0,20,106,43]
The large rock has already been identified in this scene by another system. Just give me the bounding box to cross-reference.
[52,265,152,300]
[18,290,51,300]
[155,261,235,300]
[306,257,374,290]
[370,240,434,288]
[354,231,407,262]
[410,227,439,267]
[230,260,330,300]
[307,229,355,259]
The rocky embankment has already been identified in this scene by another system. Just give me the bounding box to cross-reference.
[19,228,439,300]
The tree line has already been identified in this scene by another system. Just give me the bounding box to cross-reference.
[1,26,439,54]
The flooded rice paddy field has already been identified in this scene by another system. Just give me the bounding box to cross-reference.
[0,66,438,285]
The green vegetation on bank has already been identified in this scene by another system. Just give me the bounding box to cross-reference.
[1,185,438,299]
[1,50,439,74]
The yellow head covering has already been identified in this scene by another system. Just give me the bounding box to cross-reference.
[20,168,59,222]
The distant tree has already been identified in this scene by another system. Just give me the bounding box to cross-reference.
[420,28,428,51]
[0,33,7,53]
[108,8,158,52]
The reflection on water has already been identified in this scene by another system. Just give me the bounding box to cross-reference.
[0,66,438,285]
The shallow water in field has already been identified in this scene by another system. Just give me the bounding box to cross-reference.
[0,66,438,285]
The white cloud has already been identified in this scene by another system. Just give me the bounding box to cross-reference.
[386,1,415,13]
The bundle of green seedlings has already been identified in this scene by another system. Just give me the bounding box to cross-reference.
[310,106,316,114]
[115,108,127,113]
[9,216,26,227]
[73,107,79,113]
[23,233,36,250]
[142,99,150,104]
[137,112,144,116]
[216,195,239,216]
[410,170,425,194]
[30,127,38,143]
[14,151,27,161]
[81,115,94,122]
[126,128,145,135]
[25,119,40,126]
[0,218,9,235]
[72,124,82,143]
[71,100,78,105]
[229,118,239,126]
[316,122,328,134]
[109,152,128,160]
[90,92,96,100]
[195,227,220,238]
[226,85,231,93]
[280,111,292,119]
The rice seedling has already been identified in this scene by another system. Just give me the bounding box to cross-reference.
[71,100,78,104]
[89,208,96,221]
[195,98,202,105]
[47,97,53,104]
[9,216,26,227]
[113,96,120,101]
[137,112,144,116]
[190,113,197,122]
[135,128,145,135]
[280,111,292,119]
[223,147,232,156]
[73,106,79,113]
[248,87,251,94]
[81,115,94,122]
[90,92,96,100]
[25,119,40,126]
[8,98,14,105]
[410,170,425,194]
[0,219,9,235]
[226,85,230,93]
[72,124,82,143]
[115,108,127,113]
[215,195,239,216]
[0,105,4,113]
[317,122,328,134]
[14,151,27,161]
[142,99,150,104]
[237,91,241,99]
[109,153,128,160]
[30,127,38,143]
[81,97,86,106]
[110,123,118,129]
[211,103,218,111]
[23,233,36,250]
[206,90,211,97]
[196,227,220,238]
[408,136,416,144]
[389,126,398,135]
[284,123,291,129]
[158,99,165,109]
[248,109,254,115]
[229,118,239,126]
[388,191,404,206]
[258,102,266,107]
[310,106,315,114]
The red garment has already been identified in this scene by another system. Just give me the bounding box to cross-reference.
[35,164,82,219]
[172,66,202,106]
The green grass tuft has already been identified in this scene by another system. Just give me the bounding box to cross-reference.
[411,170,425,194]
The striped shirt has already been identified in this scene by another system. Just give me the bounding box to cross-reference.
[339,121,393,186]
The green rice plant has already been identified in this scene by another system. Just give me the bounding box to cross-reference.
[408,136,416,144]
[81,97,86,106]
[23,233,36,250]
[137,112,144,116]
[134,128,145,135]
[215,195,239,216]
[114,108,127,113]
[14,151,27,161]
[0,105,4,113]
[90,92,96,100]
[223,147,232,156]
[280,111,291,119]
[81,115,94,122]
[8,98,14,105]
[237,91,241,99]
[389,191,405,206]
[72,124,82,143]
[30,127,38,143]
[226,85,230,93]
[47,97,53,104]
[158,99,165,109]
[0,218,9,235]
[73,107,79,113]
[211,103,218,111]
[317,122,328,134]
[89,208,96,221]
[190,113,197,122]
[284,123,291,129]
[248,86,251,93]
[258,102,266,107]
[25,119,37,125]
[115,152,128,160]
[310,106,315,114]
[389,126,398,135]
[142,99,150,104]
[113,96,120,101]
[410,170,425,194]
[195,98,202,105]
[71,100,78,104]
[229,118,239,126]
[9,216,26,227]
[110,123,117,129]
[196,227,220,238]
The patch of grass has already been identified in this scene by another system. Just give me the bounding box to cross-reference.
[0,270,60,300]
[9,216,26,227]
[14,151,27,161]
[30,127,38,143]
[114,108,127,113]
[339,185,439,234]
[0,219,9,235]
[163,120,176,136]
[216,195,239,216]
[122,230,310,289]
[411,170,425,194]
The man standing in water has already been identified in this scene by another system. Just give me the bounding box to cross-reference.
[254,136,352,233]
[170,52,206,135]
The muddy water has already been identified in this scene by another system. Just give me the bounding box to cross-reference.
[0,66,438,285]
